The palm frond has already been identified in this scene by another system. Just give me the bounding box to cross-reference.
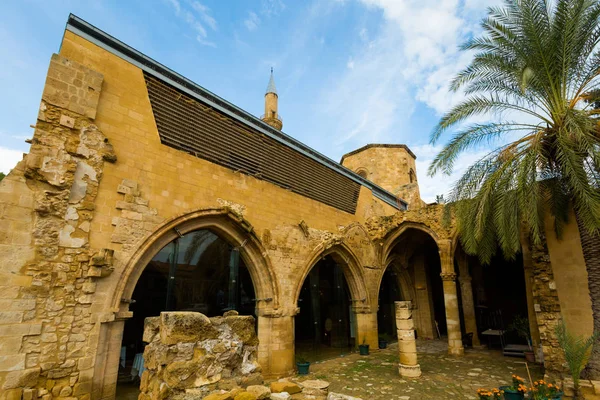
[429,0,600,262]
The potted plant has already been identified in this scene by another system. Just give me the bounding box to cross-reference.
[358,337,370,355]
[499,375,528,400]
[379,333,391,349]
[555,319,600,399]
[509,315,535,362]
[476,388,503,399]
[296,355,310,375]
[531,380,563,400]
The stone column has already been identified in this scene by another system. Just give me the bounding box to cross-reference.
[458,276,480,346]
[258,308,297,377]
[456,250,480,346]
[396,301,421,378]
[353,305,378,350]
[441,272,465,355]
[439,240,464,356]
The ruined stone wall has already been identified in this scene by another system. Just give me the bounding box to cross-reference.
[140,311,262,400]
[0,54,117,399]
[530,236,565,375]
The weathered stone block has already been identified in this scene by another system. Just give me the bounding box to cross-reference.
[2,366,40,389]
[0,354,26,371]
[59,115,75,128]
[234,392,258,400]
[270,381,301,395]
[143,316,159,343]
[204,392,234,400]
[299,380,329,396]
[246,385,271,399]
[159,312,218,345]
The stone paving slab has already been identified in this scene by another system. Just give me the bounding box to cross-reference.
[296,340,544,400]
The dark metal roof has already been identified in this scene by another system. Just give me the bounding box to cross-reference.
[63,14,407,211]
[340,144,417,163]
[144,73,361,213]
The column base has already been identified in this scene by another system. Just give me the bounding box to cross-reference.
[448,346,465,356]
[399,363,422,378]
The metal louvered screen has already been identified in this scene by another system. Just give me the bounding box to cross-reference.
[144,73,361,214]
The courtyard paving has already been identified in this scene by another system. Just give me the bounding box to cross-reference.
[116,339,544,399]
[293,339,544,399]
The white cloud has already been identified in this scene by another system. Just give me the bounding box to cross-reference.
[244,11,261,31]
[167,0,181,14]
[412,144,489,203]
[166,0,218,47]
[316,0,509,198]
[358,28,368,42]
[0,147,24,175]
[261,0,286,17]
[191,1,218,31]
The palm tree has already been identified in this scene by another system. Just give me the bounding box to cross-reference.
[428,0,600,378]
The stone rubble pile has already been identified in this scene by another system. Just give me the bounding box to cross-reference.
[140,311,262,400]
[139,311,364,400]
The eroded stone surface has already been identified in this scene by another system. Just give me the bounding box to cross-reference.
[142,311,262,400]
[247,384,271,399]
[270,381,301,394]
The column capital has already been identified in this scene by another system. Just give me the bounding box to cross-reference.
[458,275,472,284]
[436,239,453,254]
[440,272,457,281]
[257,307,300,317]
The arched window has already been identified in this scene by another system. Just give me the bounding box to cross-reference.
[409,169,416,183]
[356,168,368,179]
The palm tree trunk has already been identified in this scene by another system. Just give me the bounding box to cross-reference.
[575,212,600,380]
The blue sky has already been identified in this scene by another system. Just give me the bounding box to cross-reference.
[0,0,500,202]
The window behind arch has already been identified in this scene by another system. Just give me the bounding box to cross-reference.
[356,169,368,179]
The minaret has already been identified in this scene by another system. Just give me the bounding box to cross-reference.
[261,68,283,130]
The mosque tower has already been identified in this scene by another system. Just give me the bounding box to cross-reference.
[261,68,283,130]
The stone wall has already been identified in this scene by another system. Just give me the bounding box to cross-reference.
[340,145,423,209]
[0,53,117,399]
[140,311,262,400]
[530,237,565,376]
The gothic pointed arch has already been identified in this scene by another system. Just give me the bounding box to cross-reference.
[113,207,279,314]
[293,240,370,309]
[381,221,442,266]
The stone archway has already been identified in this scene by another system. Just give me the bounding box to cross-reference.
[378,222,464,355]
[113,209,278,313]
[292,242,373,363]
[293,241,369,308]
[92,209,279,399]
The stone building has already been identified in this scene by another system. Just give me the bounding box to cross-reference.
[0,14,595,400]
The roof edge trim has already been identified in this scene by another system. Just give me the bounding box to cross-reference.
[341,144,417,163]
